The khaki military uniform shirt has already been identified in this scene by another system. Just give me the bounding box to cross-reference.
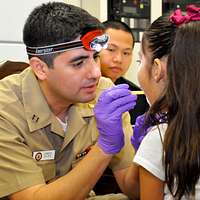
[0,67,134,198]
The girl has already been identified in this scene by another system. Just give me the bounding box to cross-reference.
[132,4,200,200]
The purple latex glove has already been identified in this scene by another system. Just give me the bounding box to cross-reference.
[94,84,137,154]
[131,113,151,152]
[131,113,168,151]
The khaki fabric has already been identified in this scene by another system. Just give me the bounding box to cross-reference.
[86,193,129,200]
[0,67,134,199]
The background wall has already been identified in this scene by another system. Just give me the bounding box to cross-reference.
[0,0,162,86]
[125,0,162,86]
[0,0,65,62]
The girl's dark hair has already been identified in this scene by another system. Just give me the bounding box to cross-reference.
[142,14,176,120]
[147,16,200,199]
[164,21,200,199]
[142,14,176,62]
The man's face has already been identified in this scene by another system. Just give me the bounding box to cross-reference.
[99,28,133,82]
[43,48,101,106]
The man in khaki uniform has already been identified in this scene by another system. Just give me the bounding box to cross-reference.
[0,2,137,200]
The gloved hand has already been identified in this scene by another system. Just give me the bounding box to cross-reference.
[131,113,151,152]
[131,112,167,151]
[94,84,137,154]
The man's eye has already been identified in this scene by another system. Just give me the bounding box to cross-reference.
[124,52,131,56]
[107,48,115,52]
[72,60,85,68]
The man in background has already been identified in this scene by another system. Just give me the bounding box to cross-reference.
[100,20,149,125]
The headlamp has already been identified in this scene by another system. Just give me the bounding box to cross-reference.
[80,29,109,52]
[26,29,109,56]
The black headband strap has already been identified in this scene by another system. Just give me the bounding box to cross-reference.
[26,40,83,56]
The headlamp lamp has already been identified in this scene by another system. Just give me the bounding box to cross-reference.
[26,29,109,56]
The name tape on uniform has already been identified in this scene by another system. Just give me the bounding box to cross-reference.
[33,150,55,161]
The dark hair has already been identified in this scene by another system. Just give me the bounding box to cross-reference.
[102,20,135,48]
[142,14,176,63]
[146,16,200,199]
[142,14,177,119]
[142,14,177,122]
[164,21,200,199]
[23,2,103,67]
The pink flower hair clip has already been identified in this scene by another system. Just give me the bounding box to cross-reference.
[170,4,200,26]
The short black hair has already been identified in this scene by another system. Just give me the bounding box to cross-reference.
[23,2,103,67]
[102,20,135,48]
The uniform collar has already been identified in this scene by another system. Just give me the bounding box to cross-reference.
[22,68,52,132]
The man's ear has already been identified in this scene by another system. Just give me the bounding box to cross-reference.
[152,58,166,83]
[29,57,48,80]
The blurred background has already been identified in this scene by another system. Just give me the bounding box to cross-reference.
[0,0,199,85]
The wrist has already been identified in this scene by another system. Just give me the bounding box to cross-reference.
[95,143,114,158]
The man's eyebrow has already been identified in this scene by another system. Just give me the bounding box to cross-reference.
[124,48,132,51]
[69,55,89,63]
[108,43,117,48]
[108,43,132,51]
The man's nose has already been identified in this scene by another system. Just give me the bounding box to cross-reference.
[113,51,123,63]
[87,58,101,79]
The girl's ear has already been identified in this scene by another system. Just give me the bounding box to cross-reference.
[29,57,48,80]
[152,58,167,83]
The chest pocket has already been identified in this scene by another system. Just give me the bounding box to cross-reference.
[36,160,56,182]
